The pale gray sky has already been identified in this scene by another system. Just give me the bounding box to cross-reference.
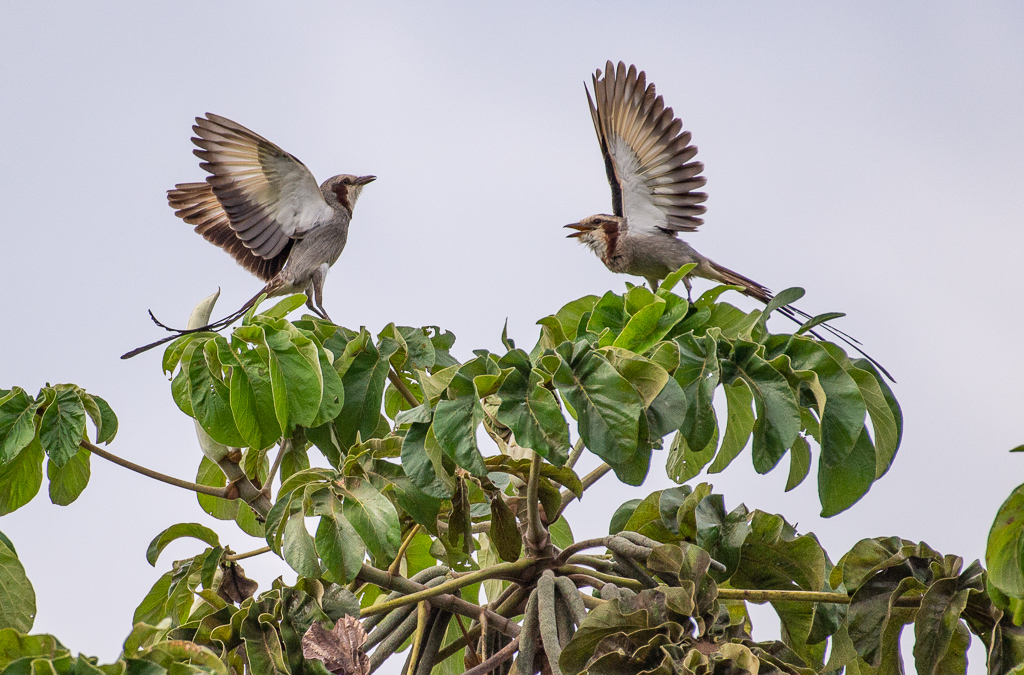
[2,1,1023,668]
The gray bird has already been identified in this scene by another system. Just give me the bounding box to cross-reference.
[122,113,374,359]
[567,62,891,379]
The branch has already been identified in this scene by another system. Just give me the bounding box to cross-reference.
[435,585,528,663]
[356,565,522,638]
[461,637,519,675]
[555,463,612,519]
[566,438,585,469]
[555,565,644,591]
[361,559,533,618]
[716,588,919,607]
[225,546,271,562]
[524,450,544,553]
[83,440,230,498]
[261,437,291,498]
[388,368,419,407]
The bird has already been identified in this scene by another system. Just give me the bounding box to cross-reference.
[566,61,892,380]
[122,113,375,359]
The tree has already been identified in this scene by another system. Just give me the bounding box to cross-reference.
[2,265,1024,675]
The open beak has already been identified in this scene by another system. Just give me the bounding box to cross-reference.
[354,175,377,186]
[564,222,592,239]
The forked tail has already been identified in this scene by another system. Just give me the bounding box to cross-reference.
[706,261,894,382]
[120,285,270,359]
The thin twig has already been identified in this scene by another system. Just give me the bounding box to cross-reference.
[356,565,522,638]
[389,524,423,575]
[525,450,543,552]
[389,368,420,407]
[224,546,271,562]
[261,438,292,499]
[435,585,528,663]
[565,438,586,469]
[461,637,519,675]
[362,559,533,618]
[555,463,611,519]
[555,565,644,591]
[553,537,609,565]
[83,440,230,498]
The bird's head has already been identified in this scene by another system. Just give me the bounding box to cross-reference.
[564,214,623,263]
[324,174,376,213]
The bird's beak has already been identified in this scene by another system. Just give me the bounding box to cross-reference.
[354,175,376,186]
[564,222,591,239]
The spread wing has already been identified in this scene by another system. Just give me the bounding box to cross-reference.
[167,182,292,282]
[588,61,707,234]
[191,113,334,259]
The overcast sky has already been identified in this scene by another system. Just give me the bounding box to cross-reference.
[2,1,1023,669]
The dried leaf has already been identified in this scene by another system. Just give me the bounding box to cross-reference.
[302,616,370,675]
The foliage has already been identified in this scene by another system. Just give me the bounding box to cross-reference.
[0,281,1021,675]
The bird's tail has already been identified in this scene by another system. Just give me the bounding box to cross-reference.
[705,261,894,382]
[120,284,274,360]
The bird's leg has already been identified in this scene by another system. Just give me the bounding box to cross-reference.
[308,264,333,323]
[683,276,693,303]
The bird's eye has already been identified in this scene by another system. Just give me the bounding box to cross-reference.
[341,177,351,185]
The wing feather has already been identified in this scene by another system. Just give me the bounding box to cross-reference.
[167,182,292,281]
[191,113,334,251]
[589,62,707,234]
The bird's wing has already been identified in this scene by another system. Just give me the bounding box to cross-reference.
[588,61,707,234]
[191,113,335,259]
[168,182,293,282]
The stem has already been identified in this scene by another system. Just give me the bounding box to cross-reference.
[554,537,609,565]
[389,368,419,407]
[525,451,543,552]
[261,438,291,498]
[715,588,924,607]
[224,546,271,562]
[389,524,423,575]
[565,438,586,469]
[555,463,611,519]
[555,565,644,591]
[356,565,522,638]
[406,602,430,675]
[83,440,230,498]
[435,585,528,663]
[461,637,519,675]
[362,559,533,618]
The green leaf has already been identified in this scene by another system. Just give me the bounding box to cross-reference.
[0,436,44,516]
[0,388,41,463]
[89,395,118,444]
[786,435,811,492]
[622,491,677,543]
[609,499,642,535]
[334,330,396,448]
[262,294,307,319]
[797,311,847,335]
[189,340,246,447]
[666,423,719,484]
[310,347,344,428]
[913,570,976,675]
[818,428,876,517]
[674,332,720,456]
[847,364,900,479]
[432,395,488,476]
[988,482,1024,598]
[551,342,645,485]
[0,534,36,632]
[554,295,601,340]
[613,297,666,353]
[38,385,86,468]
[339,478,401,564]
[489,495,522,562]
[146,523,221,566]
[495,362,570,465]
[549,516,574,550]
[708,379,754,474]
[282,509,322,578]
[587,291,626,335]
[657,262,697,295]
[398,326,437,370]
[728,340,800,474]
[311,489,364,583]
[695,495,752,580]
[262,320,324,433]
[228,328,282,450]
[400,422,454,499]
[731,510,825,593]
[46,445,90,506]
[195,456,238,520]
[240,604,290,675]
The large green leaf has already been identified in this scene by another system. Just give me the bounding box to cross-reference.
[495,352,570,465]
[400,422,454,499]
[818,428,877,517]
[727,340,800,474]
[0,535,35,632]
[694,494,752,580]
[0,437,44,516]
[262,320,323,433]
[730,510,825,593]
[38,385,86,468]
[432,395,488,476]
[282,508,322,578]
[708,379,754,474]
[674,332,720,456]
[988,483,1024,598]
[551,342,645,484]
[310,489,364,583]
[146,523,221,566]
[0,388,41,463]
[228,327,282,450]
[334,330,396,448]
[188,340,246,447]
[46,446,90,506]
[913,562,982,675]
[339,478,401,564]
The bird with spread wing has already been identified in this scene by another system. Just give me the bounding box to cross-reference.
[122,113,374,359]
[566,61,891,380]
